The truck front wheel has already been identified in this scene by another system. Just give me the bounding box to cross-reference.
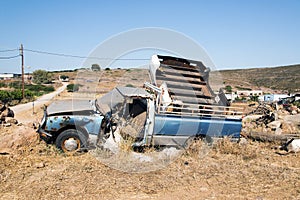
[55,129,87,152]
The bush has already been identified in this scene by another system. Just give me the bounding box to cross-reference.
[25,84,55,92]
[125,84,134,87]
[0,82,7,88]
[67,84,81,92]
[32,70,53,84]
[0,84,52,102]
[8,81,21,89]
[225,85,232,93]
[0,90,10,101]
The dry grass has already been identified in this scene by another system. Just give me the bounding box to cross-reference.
[1,133,300,199]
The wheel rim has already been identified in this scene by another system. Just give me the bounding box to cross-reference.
[62,137,81,152]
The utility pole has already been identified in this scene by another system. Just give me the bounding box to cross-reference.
[20,44,24,99]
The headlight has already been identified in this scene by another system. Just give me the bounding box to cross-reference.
[40,114,46,127]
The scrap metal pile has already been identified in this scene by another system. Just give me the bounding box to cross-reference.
[243,101,300,143]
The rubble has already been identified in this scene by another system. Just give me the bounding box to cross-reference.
[279,138,300,153]
[0,103,17,125]
[243,102,300,143]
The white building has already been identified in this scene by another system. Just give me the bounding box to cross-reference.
[236,90,263,97]
[0,73,14,80]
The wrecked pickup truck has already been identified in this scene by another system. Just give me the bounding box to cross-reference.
[38,55,244,152]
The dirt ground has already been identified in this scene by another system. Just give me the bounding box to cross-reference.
[1,128,300,200]
[1,69,300,200]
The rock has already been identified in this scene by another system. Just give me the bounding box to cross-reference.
[35,162,45,168]
[267,120,281,130]
[158,147,181,159]
[3,123,11,127]
[239,137,248,145]
[6,117,18,124]
[274,127,282,135]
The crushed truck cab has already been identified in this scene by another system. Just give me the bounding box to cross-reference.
[38,55,243,152]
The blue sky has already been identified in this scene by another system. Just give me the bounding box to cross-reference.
[0,0,300,73]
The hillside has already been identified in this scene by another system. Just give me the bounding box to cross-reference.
[214,64,300,93]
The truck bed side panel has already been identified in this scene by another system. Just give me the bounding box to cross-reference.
[153,114,241,138]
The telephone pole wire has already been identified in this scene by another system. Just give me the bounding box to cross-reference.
[20,44,25,99]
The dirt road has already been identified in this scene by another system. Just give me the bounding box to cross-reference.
[11,82,68,123]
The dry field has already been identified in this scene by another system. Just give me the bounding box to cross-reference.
[1,128,300,200]
[1,68,300,200]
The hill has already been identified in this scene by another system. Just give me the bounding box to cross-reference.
[214,64,300,93]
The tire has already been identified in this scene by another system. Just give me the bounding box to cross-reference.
[55,129,87,152]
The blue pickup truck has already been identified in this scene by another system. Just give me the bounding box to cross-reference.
[38,55,243,152]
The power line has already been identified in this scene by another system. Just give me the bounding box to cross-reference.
[24,48,149,61]
[0,55,20,59]
[0,48,18,52]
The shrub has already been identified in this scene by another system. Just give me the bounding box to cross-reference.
[125,84,134,87]
[0,82,7,88]
[67,84,81,92]
[225,85,232,92]
[32,70,53,84]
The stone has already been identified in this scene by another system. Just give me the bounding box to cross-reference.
[267,120,281,130]
[274,127,282,135]
[239,137,248,145]
[6,117,18,124]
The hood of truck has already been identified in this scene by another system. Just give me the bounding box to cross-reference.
[47,99,94,115]
[96,86,152,114]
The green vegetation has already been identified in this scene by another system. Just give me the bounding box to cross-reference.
[236,86,252,91]
[125,84,134,87]
[67,84,82,92]
[32,69,53,84]
[225,85,232,92]
[91,64,101,71]
[0,81,55,103]
[250,95,259,102]
[0,90,34,102]
[60,75,69,80]
[293,100,300,108]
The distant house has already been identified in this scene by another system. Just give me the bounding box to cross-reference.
[0,73,14,80]
[225,90,263,101]
[263,94,290,102]
[237,90,263,97]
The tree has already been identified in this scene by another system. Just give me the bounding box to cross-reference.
[32,70,53,84]
[91,64,101,71]
[60,75,69,82]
